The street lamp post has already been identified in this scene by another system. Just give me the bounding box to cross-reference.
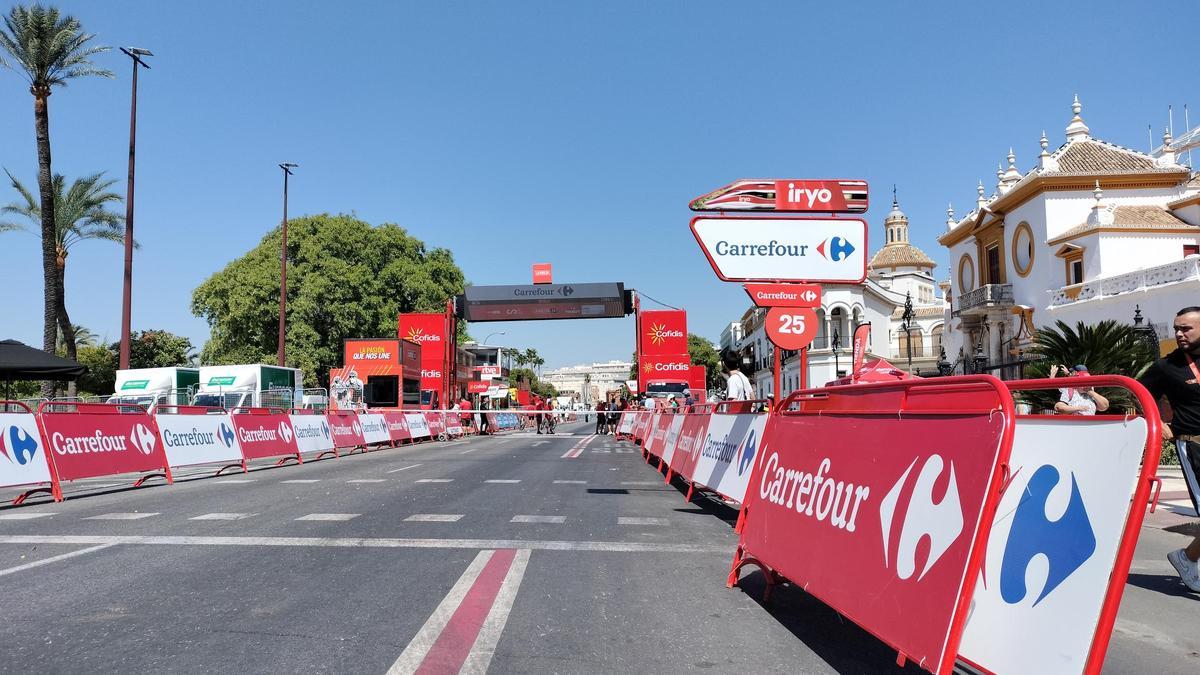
[901,291,915,371]
[277,163,298,366]
[483,331,506,345]
[831,328,841,376]
[117,47,152,370]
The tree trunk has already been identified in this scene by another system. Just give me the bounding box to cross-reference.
[57,264,78,398]
[35,91,58,400]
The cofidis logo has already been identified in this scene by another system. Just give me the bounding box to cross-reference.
[405,327,442,343]
[646,323,684,346]
[0,424,40,465]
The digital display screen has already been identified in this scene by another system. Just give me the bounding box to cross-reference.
[460,283,627,322]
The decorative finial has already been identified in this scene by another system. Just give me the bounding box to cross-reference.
[977,180,987,208]
[1073,94,1081,115]
[946,203,955,230]
[1039,130,1049,155]
[1008,147,1016,167]
[1093,180,1103,203]
[1066,94,1090,141]
[892,183,898,208]
[1164,126,1174,147]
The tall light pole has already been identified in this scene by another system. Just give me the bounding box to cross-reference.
[277,163,298,366]
[901,291,915,371]
[483,331,506,345]
[831,328,841,376]
[118,47,152,370]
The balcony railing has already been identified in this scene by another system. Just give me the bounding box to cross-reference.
[1048,256,1200,307]
[957,284,1014,314]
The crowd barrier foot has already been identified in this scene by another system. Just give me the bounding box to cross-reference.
[12,486,55,506]
[684,483,694,503]
[275,454,302,466]
[213,462,247,477]
[734,506,747,534]
[315,449,340,460]
[727,549,778,601]
[664,468,674,484]
[132,472,170,488]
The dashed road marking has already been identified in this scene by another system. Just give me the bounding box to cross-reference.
[416,478,454,483]
[617,517,669,526]
[216,479,257,484]
[387,464,423,474]
[347,479,387,483]
[296,513,360,521]
[552,480,587,485]
[190,513,256,521]
[0,512,54,520]
[280,479,321,484]
[0,543,116,578]
[85,512,159,520]
[510,515,565,524]
[405,514,465,523]
[485,479,521,484]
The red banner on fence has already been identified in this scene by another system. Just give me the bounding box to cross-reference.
[424,412,446,438]
[230,410,300,461]
[326,410,366,448]
[735,377,1013,674]
[38,403,171,481]
[382,411,412,443]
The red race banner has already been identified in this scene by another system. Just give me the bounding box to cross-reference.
[230,411,300,461]
[640,354,691,381]
[744,283,821,308]
[344,339,400,367]
[326,411,366,448]
[467,381,489,394]
[851,322,871,381]
[425,412,446,438]
[735,377,1013,674]
[639,310,688,356]
[382,411,413,442]
[765,307,819,350]
[39,404,170,481]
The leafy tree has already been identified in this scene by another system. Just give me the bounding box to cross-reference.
[687,333,722,390]
[2,170,125,395]
[1022,320,1158,413]
[509,366,556,398]
[0,5,112,396]
[128,329,195,369]
[192,213,466,388]
[55,323,97,351]
[75,343,115,395]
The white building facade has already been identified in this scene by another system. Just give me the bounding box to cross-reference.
[938,97,1199,375]
[542,360,632,404]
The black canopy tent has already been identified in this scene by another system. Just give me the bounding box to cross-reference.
[0,339,87,401]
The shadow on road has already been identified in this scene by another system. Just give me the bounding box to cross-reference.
[1126,572,1200,599]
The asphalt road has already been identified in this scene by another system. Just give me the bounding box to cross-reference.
[0,421,1195,674]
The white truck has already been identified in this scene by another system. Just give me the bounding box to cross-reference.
[107,367,200,408]
[192,364,307,411]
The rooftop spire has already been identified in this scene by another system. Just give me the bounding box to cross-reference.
[976,180,987,209]
[1087,179,1114,227]
[1066,94,1090,141]
[945,203,956,230]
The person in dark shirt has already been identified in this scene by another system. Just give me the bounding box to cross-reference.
[1139,306,1200,593]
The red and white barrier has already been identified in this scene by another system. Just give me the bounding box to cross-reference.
[682,402,768,504]
[731,377,1014,675]
[37,401,173,500]
[154,405,245,474]
[425,412,446,439]
[0,403,54,502]
[383,411,413,444]
[358,413,391,446]
[289,411,336,458]
[326,410,366,452]
[231,408,301,464]
[406,412,431,439]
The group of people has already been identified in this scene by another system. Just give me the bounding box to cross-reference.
[593,398,628,434]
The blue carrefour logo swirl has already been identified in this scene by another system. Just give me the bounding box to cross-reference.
[737,430,757,476]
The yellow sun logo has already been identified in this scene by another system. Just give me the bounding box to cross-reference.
[642,362,654,374]
[647,323,667,345]
[406,327,424,342]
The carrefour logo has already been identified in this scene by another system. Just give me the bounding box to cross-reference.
[352,421,362,436]
[879,454,963,581]
[647,323,684,345]
[405,327,442,343]
[736,430,757,476]
[217,422,236,448]
[816,236,855,262]
[321,421,330,439]
[998,464,1095,606]
[129,423,158,456]
[278,422,294,444]
[0,425,40,465]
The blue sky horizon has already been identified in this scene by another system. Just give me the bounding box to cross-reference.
[0,0,1190,370]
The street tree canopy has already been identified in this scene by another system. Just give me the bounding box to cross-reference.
[192,214,466,387]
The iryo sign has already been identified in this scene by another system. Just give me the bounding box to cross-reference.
[689,179,869,213]
[691,216,867,283]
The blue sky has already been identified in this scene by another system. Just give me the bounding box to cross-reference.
[0,0,1189,370]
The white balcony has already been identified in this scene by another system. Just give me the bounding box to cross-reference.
[1048,256,1200,307]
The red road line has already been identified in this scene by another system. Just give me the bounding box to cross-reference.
[413,549,517,674]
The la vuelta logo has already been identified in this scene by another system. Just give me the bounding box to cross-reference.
[405,327,442,343]
[646,323,684,346]
[879,454,964,582]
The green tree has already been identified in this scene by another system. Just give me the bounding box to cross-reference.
[0,5,112,397]
[2,170,125,392]
[127,329,195,369]
[192,213,466,387]
[509,367,556,399]
[1023,319,1158,413]
[687,333,722,390]
[75,343,115,395]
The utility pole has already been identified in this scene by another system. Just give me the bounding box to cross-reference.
[118,47,152,370]
[277,163,298,366]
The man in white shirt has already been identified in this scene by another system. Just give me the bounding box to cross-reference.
[723,355,754,401]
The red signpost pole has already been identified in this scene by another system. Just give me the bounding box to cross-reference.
[773,347,781,407]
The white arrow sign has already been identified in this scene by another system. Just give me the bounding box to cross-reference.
[691,216,868,283]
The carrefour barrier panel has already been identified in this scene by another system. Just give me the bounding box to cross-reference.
[617,413,636,435]
[40,406,170,480]
[659,414,686,465]
[445,415,463,436]
[383,411,411,442]
[425,412,446,438]
[155,412,243,467]
[668,411,712,481]
[231,412,300,461]
[358,413,391,445]
[645,412,671,458]
[957,416,1149,674]
[739,378,1012,675]
[0,412,52,487]
[689,412,767,503]
[406,413,431,438]
[288,414,334,454]
[326,412,366,448]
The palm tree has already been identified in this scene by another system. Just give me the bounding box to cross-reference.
[2,170,126,395]
[1023,319,1158,413]
[55,323,97,351]
[0,5,112,396]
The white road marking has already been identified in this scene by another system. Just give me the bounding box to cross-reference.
[216,479,257,484]
[484,479,521,484]
[280,479,321,484]
[460,548,532,673]
[190,513,256,521]
[296,513,360,521]
[458,447,479,454]
[510,515,565,524]
[346,479,387,483]
[386,550,494,674]
[532,441,549,447]
[0,512,55,520]
[415,478,454,483]
[0,534,728,553]
[404,514,464,522]
[0,543,116,578]
[552,480,587,484]
[617,517,670,526]
[85,512,159,520]
[387,464,423,474]
[591,450,611,454]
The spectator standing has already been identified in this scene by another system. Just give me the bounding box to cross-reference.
[723,355,754,401]
[595,401,608,435]
[1051,364,1110,415]
[1140,306,1200,593]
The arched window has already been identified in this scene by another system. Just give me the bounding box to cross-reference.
[931,325,944,355]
